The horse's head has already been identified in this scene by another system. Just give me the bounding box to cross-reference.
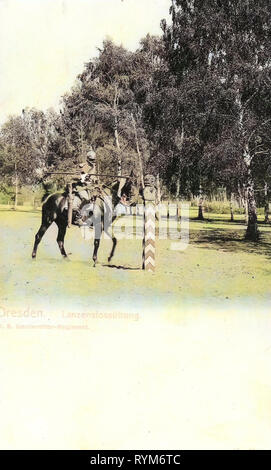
[121,178,139,206]
[111,171,139,207]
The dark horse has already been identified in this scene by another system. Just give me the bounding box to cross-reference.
[32,177,138,266]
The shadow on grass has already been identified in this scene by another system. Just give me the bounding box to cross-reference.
[189,227,271,259]
[103,264,141,271]
[190,216,247,226]
[191,215,271,225]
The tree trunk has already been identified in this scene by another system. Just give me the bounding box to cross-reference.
[131,113,144,189]
[156,174,161,221]
[114,87,122,176]
[241,185,249,223]
[96,156,100,184]
[245,169,258,241]
[197,182,204,220]
[156,174,161,204]
[14,161,18,210]
[230,192,234,222]
[114,121,122,176]
[78,122,85,164]
[175,178,180,199]
[237,182,244,209]
[67,183,73,228]
[244,193,248,223]
[264,182,269,223]
[175,117,184,199]
[186,169,192,201]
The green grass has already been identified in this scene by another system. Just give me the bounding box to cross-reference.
[1,205,271,316]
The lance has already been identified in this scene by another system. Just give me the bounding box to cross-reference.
[45,172,131,178]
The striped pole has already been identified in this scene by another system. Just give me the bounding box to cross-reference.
[142,175,156,272]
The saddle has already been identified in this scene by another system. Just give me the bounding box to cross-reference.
[67,183,110,226]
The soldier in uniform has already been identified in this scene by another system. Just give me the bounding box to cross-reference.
[72,147,98,199]
[71,147,100,224]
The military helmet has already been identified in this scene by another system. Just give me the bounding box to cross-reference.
[86,147,96,162]
[144,174,156,187]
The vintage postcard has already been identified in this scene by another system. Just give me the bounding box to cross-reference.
[0,0,270,451]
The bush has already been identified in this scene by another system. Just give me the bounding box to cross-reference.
[0,183,14,204]
[0,183,45,207]
[204,200,245,215]
[191,198,266,216]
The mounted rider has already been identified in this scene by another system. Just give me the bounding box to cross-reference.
[72,147,98,198]
[69,147,101,224]
[69,148,138,225]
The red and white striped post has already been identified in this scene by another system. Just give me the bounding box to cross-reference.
[142,175,156,272]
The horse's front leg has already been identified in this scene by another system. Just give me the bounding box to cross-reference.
[104,214,117,263]
[32,215,52,258]
[92,221,102,267]
[108,236,117,263]
[92,238,100,267]
[56,219,68,258]
[104,228,117,263]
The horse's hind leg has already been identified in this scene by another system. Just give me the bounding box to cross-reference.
[55,220,68,258]
[92,222,102,267]
[92,238,100,267]
[104,229,117,263]
[32,218,52,258]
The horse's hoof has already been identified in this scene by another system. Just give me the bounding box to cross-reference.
[32,253,36,259]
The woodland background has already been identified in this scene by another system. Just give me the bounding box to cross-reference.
[1,0,271,240]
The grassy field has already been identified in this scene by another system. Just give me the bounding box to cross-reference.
[1,205,271,314]
[1,206,271,449]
